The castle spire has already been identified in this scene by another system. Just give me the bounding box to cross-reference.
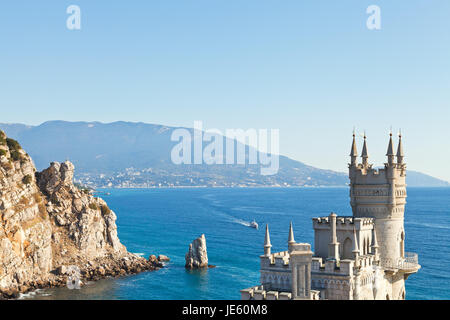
[352,227,360,263]
[350,131,358,166]
[371,228,379,260]
[361,133,369,167]
[386,131,395,165]
[288,222,295,244]
[288,222,296,253]
[264,224,272,256]
[397,131,404,164]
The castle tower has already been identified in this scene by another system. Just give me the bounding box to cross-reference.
[348,132,409,268]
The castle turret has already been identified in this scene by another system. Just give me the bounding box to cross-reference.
[290,243,313,300]
[352,227,360,267]
[327,213,340,263]
[361,134,369,167]
[386,132,395,166]
[264,224,272,256]
[371,227,379,261]
[288,222,296,252]
[397,132,404,165]
[349,132,358,167]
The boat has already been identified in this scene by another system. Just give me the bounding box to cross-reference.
[250,220,258,229]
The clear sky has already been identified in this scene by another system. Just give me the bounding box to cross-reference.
[0,1,449,181]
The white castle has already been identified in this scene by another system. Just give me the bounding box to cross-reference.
[241,132,420,300]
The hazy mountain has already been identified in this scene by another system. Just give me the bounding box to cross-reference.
[0,121,447,188]
[406,171,450,187]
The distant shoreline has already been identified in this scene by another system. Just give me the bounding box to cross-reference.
[93,185,450,191]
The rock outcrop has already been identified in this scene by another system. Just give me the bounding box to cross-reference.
[0,131,162,299]
[185,234,208,269]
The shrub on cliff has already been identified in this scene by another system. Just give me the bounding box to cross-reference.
[23,174,33,185]
[10,150,21,161]
[6,138,21,150]
[89,203,98,210]
[101,205,111,215]
[0,149,7,157]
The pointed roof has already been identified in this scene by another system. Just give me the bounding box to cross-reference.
[386,132,395,156]
[352,227,359,254]
[361,134,369,158]
[288,222,295,244]
[264,224,272,247]
[371,228,379,248]
[350,132,358,157]
[397,132,404,158]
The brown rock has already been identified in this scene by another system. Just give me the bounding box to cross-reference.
[158,254,170,262]
[0,131,162,298]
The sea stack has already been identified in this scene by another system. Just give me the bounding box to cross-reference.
[185,234,209,269]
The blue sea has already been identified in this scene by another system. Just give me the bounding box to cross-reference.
[23,187,450,300]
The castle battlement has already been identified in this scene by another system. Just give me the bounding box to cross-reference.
[311,257,354,276]
[242,131,420,300]
[260,250,290,267]
[313,216,374,229]
[240,285,320,300]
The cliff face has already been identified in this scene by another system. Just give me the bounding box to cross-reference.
[0,131,156,298]
[36,161,126,261]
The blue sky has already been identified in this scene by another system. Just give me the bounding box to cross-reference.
[0,1,449,180]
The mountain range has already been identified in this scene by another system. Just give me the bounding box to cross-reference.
[0,121,448,188]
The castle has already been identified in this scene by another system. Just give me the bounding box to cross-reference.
[241,132,420,300]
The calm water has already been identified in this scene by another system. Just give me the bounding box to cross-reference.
[23,187,450,300]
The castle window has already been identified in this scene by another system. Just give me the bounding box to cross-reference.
[400,232,405,258]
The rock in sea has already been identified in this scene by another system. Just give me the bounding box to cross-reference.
[185,234,209,269]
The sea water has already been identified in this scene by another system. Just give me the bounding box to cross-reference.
[23,187,450,300]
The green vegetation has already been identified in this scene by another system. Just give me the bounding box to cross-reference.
[10,150,21,161]
[6,138,21,150]
[23,174,33,185]
[6,138,24,162]
[0,149,6,157]
[88,203,99,210]
[101,205,111,215]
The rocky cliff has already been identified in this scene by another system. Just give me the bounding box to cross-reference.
[0,131,159,298]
